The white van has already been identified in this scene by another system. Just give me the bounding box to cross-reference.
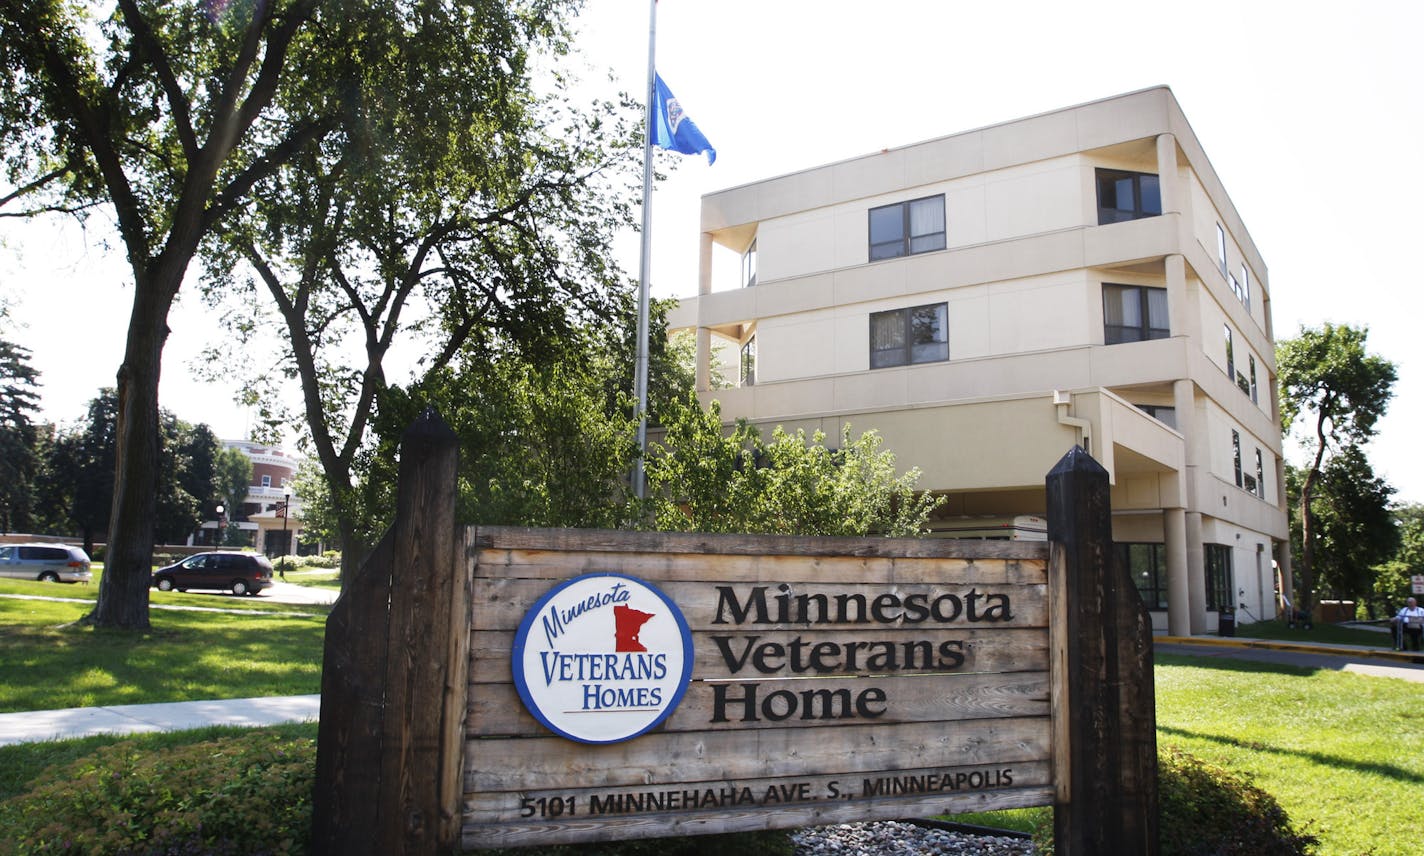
[0,543,93,583]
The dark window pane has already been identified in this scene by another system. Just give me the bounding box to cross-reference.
[1140,174,1161,214]
[870,303,949,369]
[870,196,944,260]
[1096,169,1161,224]
[1103,283,1168,344]
[870,206,904,244]
[871,312,905,352]
[910,233,946,254]
[909,304,946,345]
[1146,288,1169,335]
[1112,177,1135,211]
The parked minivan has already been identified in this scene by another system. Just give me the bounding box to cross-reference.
[150,551,274,596]
[0,543,93,583]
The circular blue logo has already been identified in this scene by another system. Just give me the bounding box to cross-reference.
[511,573,694,744]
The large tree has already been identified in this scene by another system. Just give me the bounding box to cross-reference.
[0,306,41,533]
[34,388,224,550]
[1373,503,1424,616]
[1286,449,1398,614]
[0,0,350,627]
[197,4,643,580]
[53,390,119,556]
[1277,323,1397,620]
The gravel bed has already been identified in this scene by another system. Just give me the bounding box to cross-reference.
[791,820,1035,855]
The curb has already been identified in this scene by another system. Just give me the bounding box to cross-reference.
[1157,635,1424,666]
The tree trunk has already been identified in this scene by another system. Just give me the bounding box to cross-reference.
[1298,488,1315,623]
[336,512,369,585]
[84,273,178,629]
[1296,413,1330,627]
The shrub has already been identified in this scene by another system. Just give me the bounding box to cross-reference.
[0,732,314,855]
[1158,747,1317,856]
[1033,748,1317,856]
[274,553,340,571]
[0,728,789,856]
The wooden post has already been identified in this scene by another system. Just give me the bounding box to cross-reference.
[1046,446,1159,856]
[312,409,469,855]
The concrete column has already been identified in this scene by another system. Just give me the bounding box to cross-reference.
[1164,507,1190,636]
[1173,377,1207,636]
[1173,379,1199,504]
[698,232,714,296]
[1156,134,1180,213]
[695,326,712,393]
[1186,511,1207,634]
[1276,538,1294,620]
[1166,254,1196,341]
[694,232,715,393]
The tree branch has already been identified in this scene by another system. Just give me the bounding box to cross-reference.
[115,0,198,161]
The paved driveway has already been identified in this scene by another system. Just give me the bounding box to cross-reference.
[1157,641,1424,683]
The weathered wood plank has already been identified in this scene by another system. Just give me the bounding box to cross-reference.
[376,411,463,852]
[1046,447,1159,856]
[465,761,1052,825]
[469,525,1051,562]
[473,549,1048,586]
[471,579,1047,632]
[470,627,1051,687]
[464,717,1050,792]
[469,671,1051,736]
[312,530,394,856]
[461,786,1057,849]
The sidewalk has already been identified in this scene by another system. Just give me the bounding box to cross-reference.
[1,636,1418,748]
[1155,633,1424,666]
[0,695,321,747]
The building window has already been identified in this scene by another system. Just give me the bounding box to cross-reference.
[1216,223,1228,277]
[1248,355,1258,403]
[1205,544,1234,612]
[870,303,949,369]
[740,336,756,386]
[743,239,757,288]
[1255,448,1266,499]
[1103,284,1169,344]
[1135,404,1177,430]
[869,195,946,261]
[1232,429,1243,488]
[261,475,272,488]
[1096,169,1161,225]
[1240,263,1251,311]
[1117,542,1168,610]
[1224,325,1237,381]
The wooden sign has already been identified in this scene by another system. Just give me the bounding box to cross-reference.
[464,530,1053,849]
[311,414,1158,856]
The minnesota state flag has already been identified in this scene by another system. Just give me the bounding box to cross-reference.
[651,73,716,165]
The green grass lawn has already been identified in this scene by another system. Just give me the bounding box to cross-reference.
[2,584,1419,855]
[282,569,342,590]
[1153,653,1424,856]
[1232,618,1397,648]
[0,594,325,713]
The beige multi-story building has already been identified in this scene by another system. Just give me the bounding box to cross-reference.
[668,86,1289,636]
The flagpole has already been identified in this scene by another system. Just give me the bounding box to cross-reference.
[632,0,657,500]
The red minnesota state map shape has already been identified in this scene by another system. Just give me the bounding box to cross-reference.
[613,604,655,652]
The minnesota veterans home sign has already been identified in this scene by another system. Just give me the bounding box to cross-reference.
[311,413,1158,856]
[468,530,1053,849]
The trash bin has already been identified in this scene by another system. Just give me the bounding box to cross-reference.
[1218,610,1236,637]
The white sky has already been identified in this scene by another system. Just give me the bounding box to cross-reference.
[2,0,1421,503]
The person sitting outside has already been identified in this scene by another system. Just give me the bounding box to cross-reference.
[1394,597,1424,652]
